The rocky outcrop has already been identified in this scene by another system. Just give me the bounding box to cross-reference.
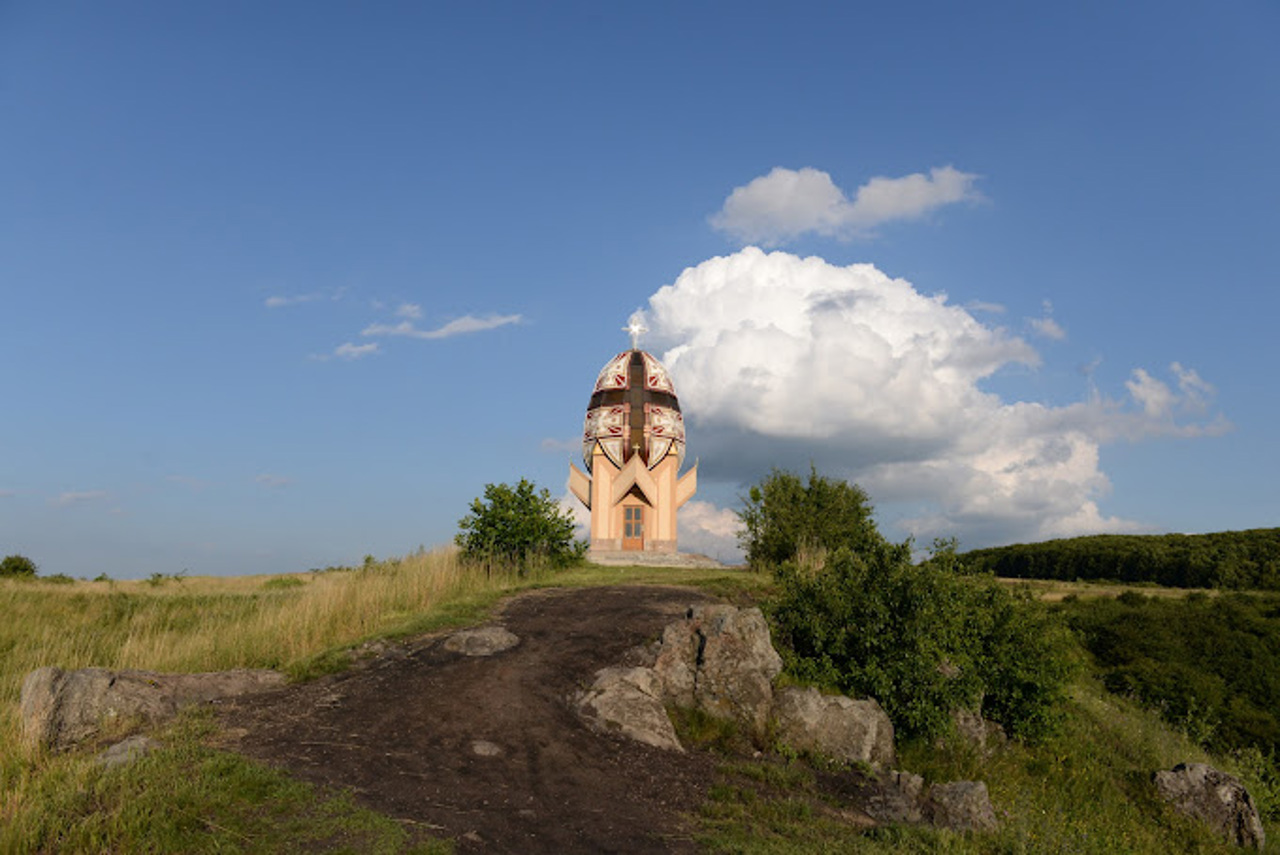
[772,685,895,769]
[1155,762,1265,849]
[21,666,285,751]
[835,769,996,832]
[923,780,999,832]
[576,666,684,753]
[651,605,782,737]
[443,626,520,657]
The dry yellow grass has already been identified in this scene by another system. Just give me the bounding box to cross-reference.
[0,549,521,778]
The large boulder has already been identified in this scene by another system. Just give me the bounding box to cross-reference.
[652,605,782,737]
[772,686,896,769]
[1155,762,1265,849]
[21,666,285,751]
[923,780,999,832]
[575,666,684,753]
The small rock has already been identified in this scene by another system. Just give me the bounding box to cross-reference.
[443,626,520,657]
[576,666,684,753]
[471,740,503,757]
[1155,762,1265,849]
[772,685,896,769]
[96,735,159,769]
[923,780,999,832]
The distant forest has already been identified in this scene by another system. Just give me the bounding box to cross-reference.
[959,529,1280,590]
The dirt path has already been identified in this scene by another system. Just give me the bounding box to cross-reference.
[218,585,721,854]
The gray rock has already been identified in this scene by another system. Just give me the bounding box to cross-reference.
[1155,762,1265,849]
[21,666,285,751]
[923,780,999,832]
[96,735,159,769]
[443,626,520,657]
[858,770,925,824]
[772,685,896,769]
[652,605,782,737]
[947,707,1006,754]
[576,666,684,753]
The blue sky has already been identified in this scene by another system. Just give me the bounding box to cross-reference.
[2,2,1277,577]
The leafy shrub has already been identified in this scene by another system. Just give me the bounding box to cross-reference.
[737,467,884,569]
[0,554,38,578]
[769,544,1072,741]
[262,576,305,590]
[456,478,584,569]
[39,573,76,585]
[744,468,1073,741]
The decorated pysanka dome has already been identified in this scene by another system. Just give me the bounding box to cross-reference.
[582,350,686,473]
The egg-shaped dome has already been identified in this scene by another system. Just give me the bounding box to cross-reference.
[582,349,685,473]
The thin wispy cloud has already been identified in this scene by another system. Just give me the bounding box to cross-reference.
[52,490,109,507]
[334,342,379,360]
[254,473,293,489]
[362,313,522,340]
[710,165,982,245]
[0,489,16,498]
[264,288,345,308]
[1030,317,1067,341]
[1029,300,1067,341]
[396,303,423,319]
[540,436,580,453]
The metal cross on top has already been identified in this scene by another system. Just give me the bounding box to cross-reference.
[624,316,649,349]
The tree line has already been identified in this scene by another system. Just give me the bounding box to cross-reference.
[959,529,1280,590]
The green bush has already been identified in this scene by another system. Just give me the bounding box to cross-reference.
[769,544,1073,741]
[737,467,884,569]
[743,468,1073,741]
[456,478,584,570]
[0,554,38,578]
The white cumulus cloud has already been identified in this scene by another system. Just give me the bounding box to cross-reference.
[641,248,1225,549]
[677,501,744,562]
[710,166,981,245]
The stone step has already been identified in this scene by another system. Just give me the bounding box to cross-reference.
[586,550,732,569]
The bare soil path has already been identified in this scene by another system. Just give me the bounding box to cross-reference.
[218,585,721,854]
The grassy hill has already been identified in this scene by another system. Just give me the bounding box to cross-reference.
[1,553,1276,852]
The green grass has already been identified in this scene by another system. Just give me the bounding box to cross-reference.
[1,712,447,855]
[5,554,1276,853]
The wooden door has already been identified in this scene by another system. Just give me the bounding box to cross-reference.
[622,505,645,551]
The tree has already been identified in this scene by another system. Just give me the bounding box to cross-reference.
[737,467,883,569]
[456,478,584,570]
[0,554,38,578]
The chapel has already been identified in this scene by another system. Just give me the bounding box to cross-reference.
[568,326,697,555]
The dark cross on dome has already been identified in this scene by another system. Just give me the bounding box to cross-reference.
[624,316,648,349]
